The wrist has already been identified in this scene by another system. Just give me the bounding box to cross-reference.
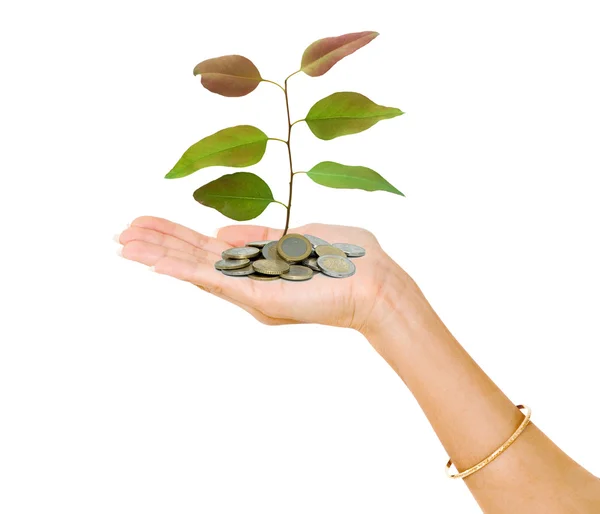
[359,260,449,357]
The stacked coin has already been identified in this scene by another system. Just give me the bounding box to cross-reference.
[214,233,365,282]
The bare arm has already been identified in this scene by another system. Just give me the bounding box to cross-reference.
[362,265,600,513]
[118,217,600,513]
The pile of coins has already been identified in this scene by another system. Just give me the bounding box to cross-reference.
[214,233,365,282]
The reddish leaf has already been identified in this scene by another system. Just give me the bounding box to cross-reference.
[301,31,379,77]
[193,55,262,97]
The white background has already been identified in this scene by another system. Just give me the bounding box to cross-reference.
[1,1,599,512]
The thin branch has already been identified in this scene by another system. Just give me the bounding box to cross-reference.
[284,69,302,82]
[268,137,288,144]
[262,79,285,93]
[290,118,306,128]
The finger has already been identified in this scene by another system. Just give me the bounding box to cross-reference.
[154,255,301,324]
[153,255,257,305]
[130,216,230,255]
[216,225,285,246]
[119,226,216,262]
[122,240,209,268]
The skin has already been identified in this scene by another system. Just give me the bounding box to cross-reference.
[118,216,600,514]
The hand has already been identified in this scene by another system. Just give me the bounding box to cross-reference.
[117,216,414,333]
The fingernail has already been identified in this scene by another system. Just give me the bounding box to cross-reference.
[113,233,121,243]
[116,247,123,257]
[210,227,220,238]
[148,266,156,272]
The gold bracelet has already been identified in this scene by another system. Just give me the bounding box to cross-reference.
[445,404,532,479]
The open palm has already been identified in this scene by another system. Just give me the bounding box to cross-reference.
[118,216,408,331]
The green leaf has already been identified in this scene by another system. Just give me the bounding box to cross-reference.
[307,161,404,196]
[165,125,268,179]
[193,172,275,221]
[301,31,379,77]
[305,92,403,140]
[193,55,262,97]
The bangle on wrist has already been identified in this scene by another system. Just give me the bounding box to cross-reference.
[445,404,532,480]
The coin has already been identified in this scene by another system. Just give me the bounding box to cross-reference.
[252,259,290,275]
[317,255,356,278]
[332,243,366,258]
[262,241,284,260]
[214,258,251,270]
[246,240,274,249]
[248,273,280,281]
[221,265,255,276]
[280,265,314,281]
[301,257,321,272]
[276,234,312,262]
[304,234,330,248]
[222,246,261,260]
[315,245,347,257]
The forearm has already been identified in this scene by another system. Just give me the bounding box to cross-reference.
[362,264,600,513]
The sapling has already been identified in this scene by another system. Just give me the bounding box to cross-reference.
[165,31,405,236]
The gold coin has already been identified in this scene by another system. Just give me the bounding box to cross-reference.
[280,265,314,281]
[315,245,346,257]
[276,234,312,262]
[252,259,290,275]
[248,273,280,281]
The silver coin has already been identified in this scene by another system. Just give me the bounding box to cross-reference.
[317,255,356,278]
[332,243,366,258]
[221,265,255,276]
[280,265,314,281]
[301,257,321,272]
[222,246,261,260]
[215,258,251,270]
[262,241,283,260]
[246,240,275,249]
[304,234,329,248]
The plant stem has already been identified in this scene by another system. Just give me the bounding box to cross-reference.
[267,70,301,235]
[282,73,300,235]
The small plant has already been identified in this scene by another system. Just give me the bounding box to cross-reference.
[165,31,405,235]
